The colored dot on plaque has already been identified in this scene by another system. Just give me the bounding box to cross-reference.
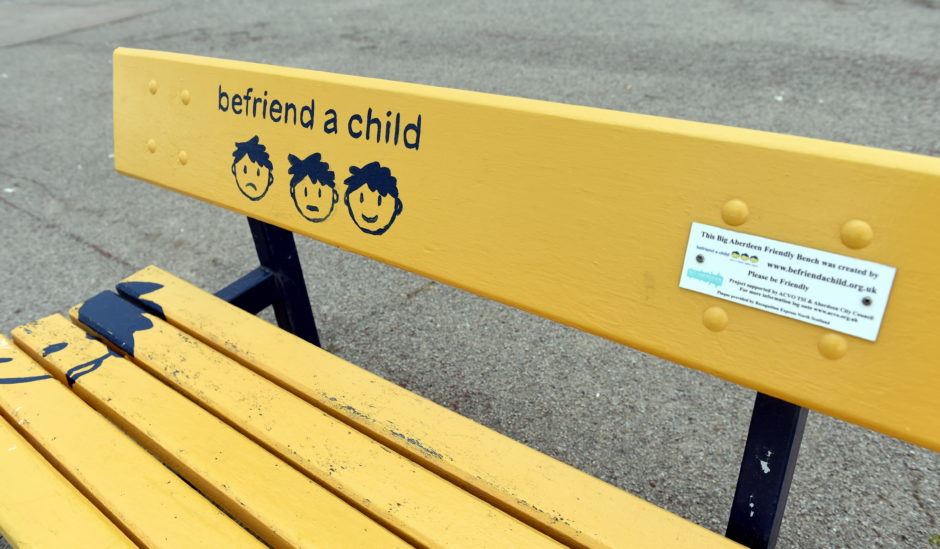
[722,199,749,226]
[147,139,156,153]
[180,89,191,105]
[178,150,188,165]
[703,306,729,332]
[148,80,158,94]
[818,333,847,360]
[841,219,873,249]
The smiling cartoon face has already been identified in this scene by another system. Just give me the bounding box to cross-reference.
[346,186,401,234]
[233,156,273,200]
[231,136,274,201]
[344,161,403,235]
[292,179,338,222]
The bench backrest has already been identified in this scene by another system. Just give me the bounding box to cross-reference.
[113,48,940,453]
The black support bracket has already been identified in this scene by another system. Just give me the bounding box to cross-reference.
[726,392,808,548]
[214,217,321,347]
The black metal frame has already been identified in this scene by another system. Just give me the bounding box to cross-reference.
[221,217,808,549]
[726,393,808,548]
[215,217,320,347]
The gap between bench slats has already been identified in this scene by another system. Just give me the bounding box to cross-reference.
[13,314,410,549]
[0,334,261,548]
[116,265,743,549]
[69,290,568,549]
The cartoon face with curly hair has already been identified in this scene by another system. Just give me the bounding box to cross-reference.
[231,135,274,201]
[288,153,338,222]
[343,161,403,235]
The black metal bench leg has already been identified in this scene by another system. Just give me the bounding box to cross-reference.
[244,217,321,347]
[726,392,808,549]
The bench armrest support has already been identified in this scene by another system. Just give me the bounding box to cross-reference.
[215,266,277,315]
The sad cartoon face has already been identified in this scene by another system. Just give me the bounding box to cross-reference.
[231,136,274,201]
[344,162,403,235]
[288,153,338,223]
[233,156,273,200]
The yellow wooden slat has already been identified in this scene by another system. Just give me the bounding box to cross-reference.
[113,267,742,549]
[68,293,567,549]
[113,48,940,452]
[0,335,262,548]
[0,379,134,548]
[12,315,410,549]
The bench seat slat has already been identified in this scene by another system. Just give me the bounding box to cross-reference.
[13,315,410,549]
[0,335,262,548]
[117,266,742,549]
[0,368,134,548]
[70,291,566,549]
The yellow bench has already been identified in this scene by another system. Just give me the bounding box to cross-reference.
[1,47,938,548]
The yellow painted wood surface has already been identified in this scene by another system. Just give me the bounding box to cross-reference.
[116,266,742,549]
[67,302,564,549]
[13,315,410,549]
[113,49,940,452]
[0,335,261,548]
[0,374,134,548]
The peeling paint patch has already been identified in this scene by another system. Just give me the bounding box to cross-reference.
[389,431,444,460]
[339,404,377,423]
[759,459,770,474]
[7,445,15,451]
[515,498,575,529]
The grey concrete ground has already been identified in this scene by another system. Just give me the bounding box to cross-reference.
[0,0,938,547]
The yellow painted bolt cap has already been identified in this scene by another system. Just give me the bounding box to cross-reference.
[841,219,873,249]
[703,306,729,332]
[722,199,749,226]
[818,333,848,360]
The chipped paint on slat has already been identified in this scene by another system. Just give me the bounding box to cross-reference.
[113,265,740,549]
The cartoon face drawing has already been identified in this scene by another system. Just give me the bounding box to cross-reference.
[343,161,403,235]
[231,135,274,200]
[288,153,338,222]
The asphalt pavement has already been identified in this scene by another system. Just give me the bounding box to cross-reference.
[0,1,938,547]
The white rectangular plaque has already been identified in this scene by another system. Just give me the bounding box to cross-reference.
[678,223,896,341]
